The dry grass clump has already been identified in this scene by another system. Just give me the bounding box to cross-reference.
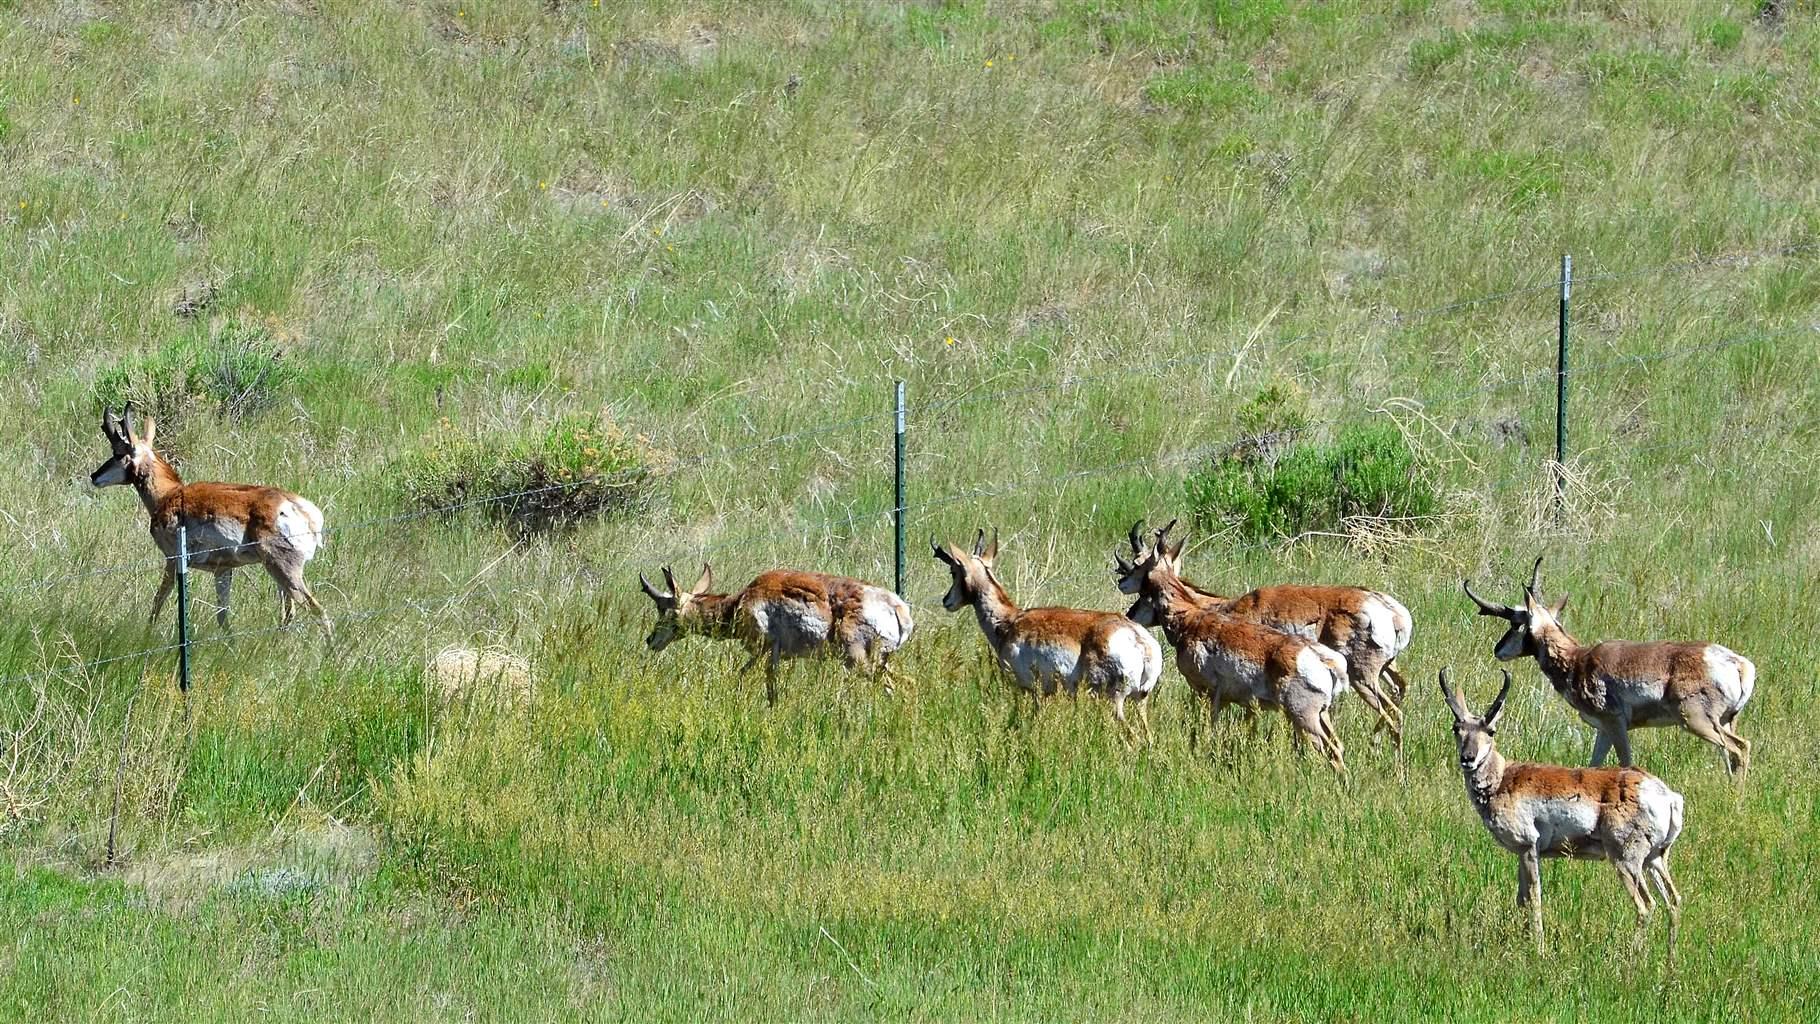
[424,645,536,710]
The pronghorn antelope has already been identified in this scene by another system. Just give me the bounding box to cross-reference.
[90,405,331,635]
[1463,557,1755,775]
[1117,529,1349,772]
[1440,667,1684,951]
[932,529,1162,745]
[1116,520,1412,745]
[638,563,913,705]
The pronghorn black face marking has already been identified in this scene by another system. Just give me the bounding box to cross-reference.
[91,405,154,488]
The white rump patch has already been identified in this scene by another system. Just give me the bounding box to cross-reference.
[1296,644,1346,699]
[1705,645,1755,711]
[859,589,913,651]
[276,498,326,561]
[1106,624,1162,696]
[1359,596,1400,655]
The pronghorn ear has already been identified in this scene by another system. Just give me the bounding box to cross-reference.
[1164,533,1187,569]
[122,403,141,446]
[1550,593,1569,618]
[1484,669,1513,730]
[139,414,156,446]
[1438,667,1470,721]
[689,563,713,596]
[1522,587,1550,619]
[982,529,999,565]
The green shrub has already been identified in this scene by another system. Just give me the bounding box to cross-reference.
[1236,379,1310,437]
[92,311,296,424]
[1185,423,1437,541]
[391,414,666,532]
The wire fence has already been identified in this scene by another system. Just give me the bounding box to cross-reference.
[1,243,1812,688]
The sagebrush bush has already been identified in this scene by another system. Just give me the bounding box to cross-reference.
[1185,423,1438,541]
[92,311,296,424]
[392,414,666,532]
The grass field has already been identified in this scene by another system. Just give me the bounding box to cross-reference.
[3,1,1819,1019]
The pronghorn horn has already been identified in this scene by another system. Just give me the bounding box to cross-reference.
[1527,555,1544,595]
[101,406,121,442]
[1112,549,1133,575]
[661,565,679,598]
[1461,579,1517,619]
[1484,669,1514,728]
[971,528,986,558]
[122,403,141,445]
[1437,667,1471,721]
[1127,519,1147,556]
[638,571,670,602]
[931,535,957,565]
[1153,517,1179,548]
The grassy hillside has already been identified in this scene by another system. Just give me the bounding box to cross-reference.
[2,1,1818,1020]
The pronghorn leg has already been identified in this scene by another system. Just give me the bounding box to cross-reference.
[1612,721,1635,768]
[1203,692,1226,759]
[214,569,234,631]
[764,642,782,707]
[1352,674,1402,746]
[148,563,178,626]
[1724,726,1751,778]
[1519,848,1544,953]
[1382,659,1410,707]
[1108,691,1134,749]
[1646,856,1682,920]
[1283,708,1308,757]
[1616,859,1654,937]
[1680,711,1743,776]
[267,566,291,625]
[1186,685,1202,754]
[1135,694,1155,749]
[876,653,901,696]
[294,583,331,637]
[1319,708,1346,774]
[1588,729,1614,768]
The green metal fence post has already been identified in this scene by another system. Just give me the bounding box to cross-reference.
[176,525,192,693]
[1554,253,1571,517]
[894,380,907,598]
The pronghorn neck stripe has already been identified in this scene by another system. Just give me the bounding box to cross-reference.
[137,457,185,517]
[1533,621,1582,676]
[695,592,739,635]
[1465,753,1506,809]
[968,582,1021,651]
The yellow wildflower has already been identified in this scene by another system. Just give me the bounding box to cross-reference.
[945,336,957,347]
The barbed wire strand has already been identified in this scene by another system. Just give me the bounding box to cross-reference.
[1,261,1809,600]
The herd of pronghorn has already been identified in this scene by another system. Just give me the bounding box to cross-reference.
[90,404,1755,949]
